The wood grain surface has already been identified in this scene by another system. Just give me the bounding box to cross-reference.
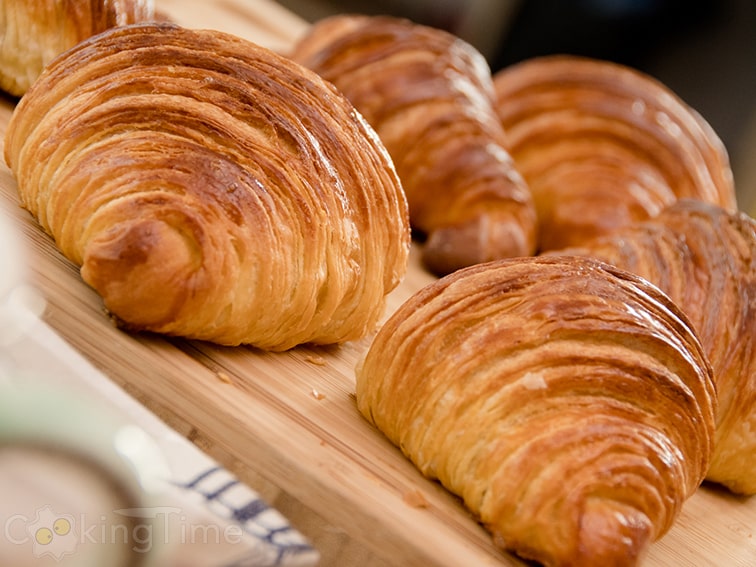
[0,1,753,565]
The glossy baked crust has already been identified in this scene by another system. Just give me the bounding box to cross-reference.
[550,199,756,494]
[291,15,537,276]
[493,54,737,252]
[356,255,716,566]
[4,23,410,350]
[0,0,156,96]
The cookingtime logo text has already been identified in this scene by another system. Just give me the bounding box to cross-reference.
[4,505,245,561]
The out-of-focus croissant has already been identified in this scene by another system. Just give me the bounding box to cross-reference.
[356,255,716,566]
[0,0,157,96]
[4,23,410,351]
[290,15,537,276]
[492,55,737,252]
[549,199,756,495]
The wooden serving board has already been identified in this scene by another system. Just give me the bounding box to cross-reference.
[1,1,754,565]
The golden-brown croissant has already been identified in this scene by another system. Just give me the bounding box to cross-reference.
[492,55,737,252]
[356,255,716,566]
[548,199,756,495]
[4,22,410,351]
[290,15,537,276]
[0,0,157,96]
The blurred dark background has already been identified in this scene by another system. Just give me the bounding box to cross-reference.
[278,0,756,214]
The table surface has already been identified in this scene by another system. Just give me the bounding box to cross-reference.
[1,1,754,565]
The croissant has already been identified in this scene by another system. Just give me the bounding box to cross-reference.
[492,54,737,252]
[290,15,537,276]
[548,199,756,495]
[356,255,716,566]
[4,22,410,351]
[0,0,157,96]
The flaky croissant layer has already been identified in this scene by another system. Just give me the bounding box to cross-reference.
[356,255,716,566]
[550,199,756,495]
[493,55,737,252]
[5,23,410,350]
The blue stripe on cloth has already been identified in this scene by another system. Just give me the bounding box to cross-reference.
[204,478,240,501]
[178,467,318,566]
[181,466,222,489]
[231,498,270,523]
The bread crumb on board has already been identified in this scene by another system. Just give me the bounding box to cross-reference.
[402,489,429,508]
[216,371,232,384]
[311,388,326,400]
[304,354,328,366]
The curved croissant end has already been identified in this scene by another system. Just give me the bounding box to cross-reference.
[5,23,410,350]
[356,255,716,566]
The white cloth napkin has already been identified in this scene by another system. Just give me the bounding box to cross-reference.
[0,287,319,567]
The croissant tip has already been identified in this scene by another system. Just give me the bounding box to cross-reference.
[574,499,653,567]
[81,217,200,331]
